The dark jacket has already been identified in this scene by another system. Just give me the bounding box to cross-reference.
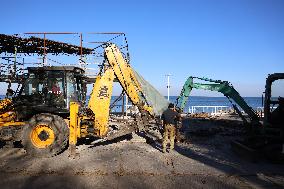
[161,108,180,125]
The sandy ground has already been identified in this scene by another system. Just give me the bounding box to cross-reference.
[0,117,283,189]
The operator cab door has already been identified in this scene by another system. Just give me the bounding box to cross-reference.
[66,72,85,108]
[267,78,284,128]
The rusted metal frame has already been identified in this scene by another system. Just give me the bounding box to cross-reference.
[43,33,46,66]
[46,57,64,65]
[89,33,130,62]
[24,32,79,34]
[93,33,124,50]
[23,33,91,55]
[86,41,108,44]
[1,57,23,65]
[122,92,125,119]
[88,32,125,35]
[122,33,130,63]
[80,33,83,65]
[13,47,17,78]
[110,91,124,110]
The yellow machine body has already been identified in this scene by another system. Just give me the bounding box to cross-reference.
[0,98,15,122]
[0,43,156,157]
[0,98,25,127]
[69,102,80,148]
[88,68,115,137]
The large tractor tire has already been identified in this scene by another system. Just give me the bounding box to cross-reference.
[22,113,69,157]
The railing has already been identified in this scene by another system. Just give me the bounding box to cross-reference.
[188,105,230,115]
[112,104,231,116]
[110,104,133,114]
[256,106,277,117]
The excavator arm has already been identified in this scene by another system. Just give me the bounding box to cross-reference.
[176,76,261,126]
[104,44,153,114]
[86,43,168,137]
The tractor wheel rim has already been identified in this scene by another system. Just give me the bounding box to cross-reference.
[30,124,55,148]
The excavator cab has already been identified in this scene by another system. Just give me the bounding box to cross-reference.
[13,66,86,120]
[264,73,284,128]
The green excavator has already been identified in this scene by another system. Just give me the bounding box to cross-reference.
[176,74,284,161]
[175,76,260,126]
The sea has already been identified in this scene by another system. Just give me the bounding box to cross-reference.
[0,95,263,113]
[109,96,263,113]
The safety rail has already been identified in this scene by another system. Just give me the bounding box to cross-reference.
[113,104,232,116]
[188,105,230,115]
[256,106,277,117]
[110,104,133,114]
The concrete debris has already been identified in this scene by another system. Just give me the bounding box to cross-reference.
[129,132,147,143]
[0,116,283,189]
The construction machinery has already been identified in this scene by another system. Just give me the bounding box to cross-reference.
[176,75,284,161]
[176,76,261,126]
[0,33,169,157]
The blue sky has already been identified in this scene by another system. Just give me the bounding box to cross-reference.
[1,0,284,96]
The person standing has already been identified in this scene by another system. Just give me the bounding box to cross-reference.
[161,103,181,153]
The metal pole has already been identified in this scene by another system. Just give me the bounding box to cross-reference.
[166,74,171,101]
[14,47,17,78]
[25,32,79,34]
[125,95,128,117]
[122,92,125,120]
[80,33,83,67]
[43,33,46,66]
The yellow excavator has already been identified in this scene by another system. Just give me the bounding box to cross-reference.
[0,35,168,157]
